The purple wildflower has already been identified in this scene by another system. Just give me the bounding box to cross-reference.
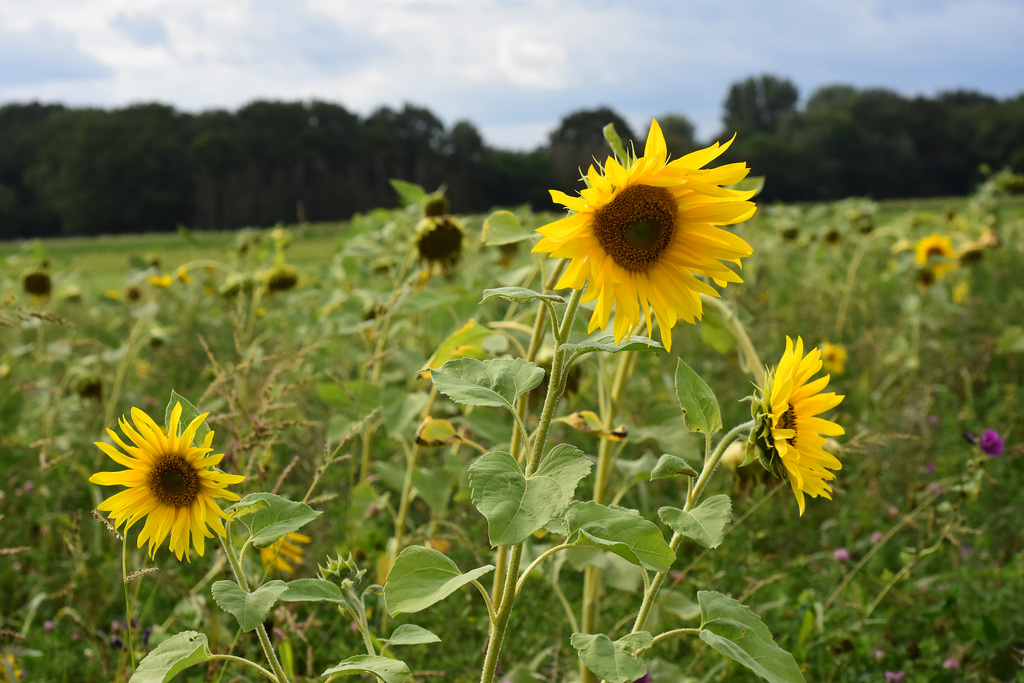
[978,429,1004,456]
[874,649,884,661]
[871,531,884,544]
[884,672,905,682]
[632,669,650,683]
[111,635,123,650]
[833,548,851,562]
[44,620,54,631]
[943,657,961,669]
[142,627,153,646]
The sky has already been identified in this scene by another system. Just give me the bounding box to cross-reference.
[1,0,1022,150]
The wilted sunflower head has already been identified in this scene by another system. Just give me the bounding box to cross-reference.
[73,374,103,401]
[914,234,955,279]
[532,118,756,352]
[752,336,845,516]
[423,191,451,218]
[416,215,465,276]
[22,270,52,299]
[261,264,300,293]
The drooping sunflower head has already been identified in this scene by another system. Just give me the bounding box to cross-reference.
[260,264,300,293]
[416,215,465,276]
[89,402,245,562]
[22,269,52,300]
[914,233,955,280]
[259,532,312,574]
[752,336,845,515]
[532,119,756,351]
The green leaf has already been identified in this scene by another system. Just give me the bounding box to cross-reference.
[468,446,591,546]
[660,495,733,549]
[481,210,534,245]
[650,454,699,480]
[224,497,270,521]
[698,590,805,683]
[383,624,441,646]
[565,502,676,572]
[561,335,666,357]
[211,580,288,633]
[164,390,210,445]
[674,358,722,435]
[389,179,426,207]
[129,630,212,683]
[480,287,566,305]
[419,319,494,377]
[430,357,545,412]
[226,493,322,548]
[570,631,651,683]
[322,654,411,683]
[279,578,345,604]
[384,545,494,615]
[603,123,629,164]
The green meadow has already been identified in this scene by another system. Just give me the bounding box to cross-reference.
[1,174,1022,682]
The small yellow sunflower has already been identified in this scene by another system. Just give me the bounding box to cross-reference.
[753,337,845,515]
[914,234,955,279]
[532,119,756,351]
[259,532,312,574]
[820,341,848,375]
[148,274,173,288]
[90,403,245,561]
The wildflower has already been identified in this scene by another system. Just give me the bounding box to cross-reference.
[532,119,756,352]
[914,233,955,279]
[752,337,845,515]
[259,532,312,574]
[89,402,245,561]
[884,672,904,682]
[943,657,961,669]
[820,341,847,375]
[871,531,884,544]
[833,547,851,562]
[44,620,54,631]
[978,429,1005,456]
[175,266,192,283]
[416,215,465,276]
[148,274,172,288]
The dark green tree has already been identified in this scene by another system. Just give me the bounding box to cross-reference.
[722,74,799,136]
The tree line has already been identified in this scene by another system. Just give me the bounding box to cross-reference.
[1,75,1021,239]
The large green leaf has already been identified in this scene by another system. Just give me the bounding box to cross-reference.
[129,630,212,683]
[384,545,494,615]
[561,335,665,357]
[430,357,545,412]
[570,632,651,683]
[322,654,411,683]
[211,580,288,632]
[481,210,535,245]
[659,495,733,549]
[674,358,722,435]
[480,287,566,305]
[468,446,590,546]
[279,578,345,604]
[698,591,805,682]
[564,502,676,572]
[226,492,321,548]
[650,453,699,480]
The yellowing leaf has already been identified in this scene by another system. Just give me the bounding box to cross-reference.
[415,416,461,448]
[555,410,627,441]
[419,320,493,378]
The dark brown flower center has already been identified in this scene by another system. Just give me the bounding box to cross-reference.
[150,456,201,508]
[778,403,798,446]
[593,184,677,272]
[925,246,946,258]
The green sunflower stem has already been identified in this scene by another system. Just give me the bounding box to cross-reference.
[121,538,136,672]
[699,293,764,388]
[479,288,583,683]
[218,532,291,683]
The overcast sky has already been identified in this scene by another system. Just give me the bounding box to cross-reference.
[1,0,1022,149]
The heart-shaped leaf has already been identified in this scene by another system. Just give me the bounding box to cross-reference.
[561,335,666,357]
[384,545,494,615]
[279,578,344,604]
[430,358,545,412]
[480,287,566,305]
[481,210,534,245]
[565,502,676,572]
[225,493,321,548]
[698,590,805,682]
[322,654,411,683]
[674,358,722,435]
[211,580,288,632]
[383,624,441,646]
[650,454,699,480]
[130,630,211,683]
[570,631,652,683]
[660,495,732,549]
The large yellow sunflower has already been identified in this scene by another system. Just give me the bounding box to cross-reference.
[914,233,955,279]
[754,337,845,515]
[532,119,756,351]
[90,403,245,561]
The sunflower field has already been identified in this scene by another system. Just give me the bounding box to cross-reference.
[1,126,1023,683]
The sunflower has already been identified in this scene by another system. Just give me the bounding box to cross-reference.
[753,337,845,515]
[259,532,312,574]
[820,341,848,375]
[914,233,955,279]
[532,119,756,351]
[90,403,245,561]
[416,215,465,276]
